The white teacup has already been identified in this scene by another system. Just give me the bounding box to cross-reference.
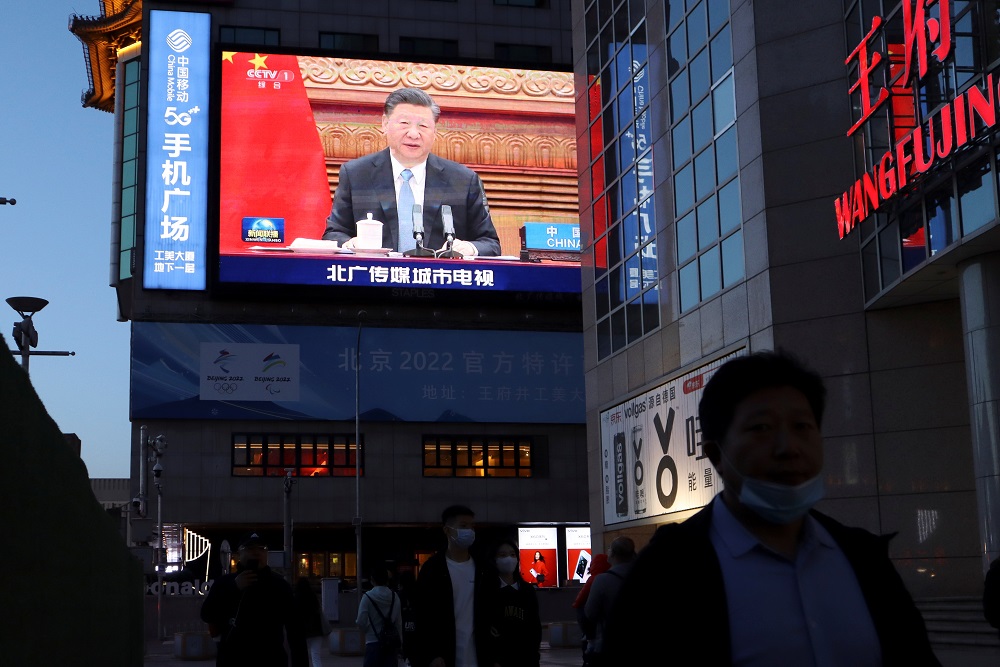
[355,213,384,250]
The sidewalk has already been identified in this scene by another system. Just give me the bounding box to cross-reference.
[145,639,1000,667]
[144,639,582,666]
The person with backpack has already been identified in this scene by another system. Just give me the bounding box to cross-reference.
[357,564,403,667]
[582,537,635,667]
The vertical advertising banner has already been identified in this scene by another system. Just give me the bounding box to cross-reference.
[600,350,744,525]
[144,11,210,290]
[565,527,593,583]
[517,527,558,588]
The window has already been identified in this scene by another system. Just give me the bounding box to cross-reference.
[586,6,659,359]
[423,436,533,477]
[669,2,742,313]
[296,552,344,579]
[319,32,379,53]
[118,58,141,282]
[232,433,361,477]
[399,37,459,58]
[219,26,279,46]
[495,43,553,64]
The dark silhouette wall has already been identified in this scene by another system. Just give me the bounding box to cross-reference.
[0,333,143,665]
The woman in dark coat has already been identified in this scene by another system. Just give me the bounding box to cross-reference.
[486,538,542,667]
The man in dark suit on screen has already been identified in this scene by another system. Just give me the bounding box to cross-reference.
[322,87,501,257]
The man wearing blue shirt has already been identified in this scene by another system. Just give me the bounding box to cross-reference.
[605,352,940,666]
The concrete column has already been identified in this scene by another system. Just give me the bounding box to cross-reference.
[959,252,1000,568]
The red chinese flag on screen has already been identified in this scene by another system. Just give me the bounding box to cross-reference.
[219,53,331,254]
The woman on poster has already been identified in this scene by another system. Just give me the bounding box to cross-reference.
[528,551,548,587]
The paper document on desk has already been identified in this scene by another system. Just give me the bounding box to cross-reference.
[289,238,340,251]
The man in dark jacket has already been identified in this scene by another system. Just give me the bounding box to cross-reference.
[414,505,493,667]
[605,352,940,666]
[201,531,308,667]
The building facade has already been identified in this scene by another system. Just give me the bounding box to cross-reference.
[70,0,592,602]
[576,0,998,603]
[70,0,1000,621]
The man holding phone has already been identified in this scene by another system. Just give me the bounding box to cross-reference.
[201,531,308,667]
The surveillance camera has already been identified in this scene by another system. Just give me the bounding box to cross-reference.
[132,497,142,509]
[152,462,163,478]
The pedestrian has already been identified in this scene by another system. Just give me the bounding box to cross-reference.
[295,577,330,667]
[395,569,419,665]
[570,553,610,663]
[486,538,541,667]
[582,537,634,666]
[604,351,941,666]
[414,504,492,667]
[357,564,403,667]
[200,530,308,667]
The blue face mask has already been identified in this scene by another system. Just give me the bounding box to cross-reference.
[738,474,825,524]
[719,448,825,524]
[450,527,476,549]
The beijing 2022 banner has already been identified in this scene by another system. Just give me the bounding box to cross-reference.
[132,321,584,423]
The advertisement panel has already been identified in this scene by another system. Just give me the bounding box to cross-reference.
[517,527,558,588]
[216,52,579,296]
[599,350,744,525]
[144,11,210,290]
[132,322,584,423]
[565,526,593,583]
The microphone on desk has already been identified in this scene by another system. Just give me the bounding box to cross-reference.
[437,204,461,259]
[404,203,435,257]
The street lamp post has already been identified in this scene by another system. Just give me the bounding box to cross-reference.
[283,468,295,583]
[5,296,75,374]
[354,310,365,590]
[154,462,165,641]
[134,427,168,640]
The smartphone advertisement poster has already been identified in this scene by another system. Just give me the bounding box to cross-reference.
[565,527,592,583]
[517,527,558,588]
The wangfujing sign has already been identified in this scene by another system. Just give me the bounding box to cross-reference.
[833,0,996,239]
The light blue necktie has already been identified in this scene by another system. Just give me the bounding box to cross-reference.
[397,169,415,252]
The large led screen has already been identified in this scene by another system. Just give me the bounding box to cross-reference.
[216,52,580,295]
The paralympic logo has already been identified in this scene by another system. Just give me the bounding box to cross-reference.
[261,352,286,373]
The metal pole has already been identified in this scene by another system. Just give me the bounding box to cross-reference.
[156,481,164,641]
[355,311,364,589]
[138,426,148,518]
[19,324,29,374]
[283,470,293,583]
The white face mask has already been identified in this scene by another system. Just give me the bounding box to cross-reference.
[496,556,518,574]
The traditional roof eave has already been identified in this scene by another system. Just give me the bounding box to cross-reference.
[69,0,143,112]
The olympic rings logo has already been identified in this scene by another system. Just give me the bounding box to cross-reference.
[214,382,238,394]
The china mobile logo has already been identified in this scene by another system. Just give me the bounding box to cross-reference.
[166,29,193,53]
